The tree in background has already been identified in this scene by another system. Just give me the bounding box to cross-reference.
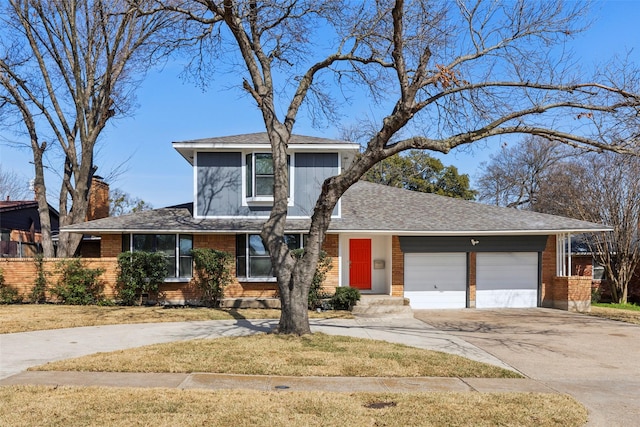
[476,136,573,209]
[478,137,640,304]
[109,188,153,217]
[549,154,640,304]
[148,0,640,334]
[0,166,30,201]
[0,0,176,256]
[364,150,475,199]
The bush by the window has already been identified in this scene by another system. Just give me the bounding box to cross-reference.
[30,253,48,303]
[116,251,168,306]
[330,287,361,311]
[290,249,333,310]
[50,258,105,305]
[192,248,233,307]
[0,268,23,304]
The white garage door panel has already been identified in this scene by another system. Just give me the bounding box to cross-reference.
[476,252,538,308]
[404,253,467,309]
[476,290,538,308]
[404,291,466,309]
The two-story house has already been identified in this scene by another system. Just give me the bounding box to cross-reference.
[63,133,610,311]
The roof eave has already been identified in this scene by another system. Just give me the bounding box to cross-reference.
[173,142,360,166]
[61,227,612,236]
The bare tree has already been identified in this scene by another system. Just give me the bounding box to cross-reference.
[478,143,640,304]
[155,0,640,334]
[0,0,176,256]
[560,154,640,304]
[0,166,30,201]
[476,136,574,209]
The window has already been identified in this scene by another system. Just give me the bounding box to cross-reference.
[236,233,302,279]
[593,261,606,281]
[245,153,291,202]
[122,234,193,278]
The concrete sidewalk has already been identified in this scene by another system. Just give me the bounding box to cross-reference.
[0,370,553,393]
[0,317,526,393]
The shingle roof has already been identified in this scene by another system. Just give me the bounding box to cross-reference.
[62,181,610,235]
[174,132,355,146]
[0,200,59,216]
[172,133,360,165]
[0,201,39,211]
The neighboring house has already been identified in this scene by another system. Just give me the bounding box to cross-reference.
[62,133,610,311]
[0,200,59,257]
[571,237,640,304]
[0,176,109,258]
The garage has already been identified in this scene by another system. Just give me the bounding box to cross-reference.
[404,253,467,309]
[476,252,539,308]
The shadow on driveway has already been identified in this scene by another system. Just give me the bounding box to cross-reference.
[414,308,640,427]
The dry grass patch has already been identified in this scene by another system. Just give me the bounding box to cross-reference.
[589,306,640,325]
[0,386,587,427]
[33,333,520,378]
[0,304,352,334]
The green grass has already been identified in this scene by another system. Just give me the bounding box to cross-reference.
[592,302,640,312]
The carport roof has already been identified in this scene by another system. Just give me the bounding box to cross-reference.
[62,181,611,235]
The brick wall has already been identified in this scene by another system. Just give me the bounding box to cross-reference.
[552,276,591,312]
[468,252,476,308]
[0,257,118,301]
[321,234,339,293]
[391,236,404,297]
[101,234,122,257]
[540,235,557,308]
[87,177,109,221]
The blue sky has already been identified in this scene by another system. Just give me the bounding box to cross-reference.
[2,0,639,208]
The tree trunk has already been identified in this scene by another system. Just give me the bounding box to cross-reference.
[32,143,55,258]
[277,271,313,335]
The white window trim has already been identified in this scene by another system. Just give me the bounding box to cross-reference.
[242,151,294,207]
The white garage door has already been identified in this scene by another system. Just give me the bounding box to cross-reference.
[404,253,467,309]
[476,252,538,308]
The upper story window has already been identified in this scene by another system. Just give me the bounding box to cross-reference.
[245,153,291,204]
[246,153,274,198]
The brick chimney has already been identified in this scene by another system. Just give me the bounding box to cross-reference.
[87,176,110,221]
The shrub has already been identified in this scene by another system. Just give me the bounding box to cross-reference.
[290,249,333,310]
[49,258,105,305]
[116,251,168,306]
[331,287,361,311]
[191,248,233,307]
[0,268,23,304]
[30,253,48,303]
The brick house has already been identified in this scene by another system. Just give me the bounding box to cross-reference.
[60,133,610,311]
[0,200,59,257]
[0,176,109,258]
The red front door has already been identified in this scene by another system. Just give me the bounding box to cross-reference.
[349,239,372,290]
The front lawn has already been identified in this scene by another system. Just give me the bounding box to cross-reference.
[0,305,591,426]
[590,303,640,325]
[0,304,351,334]
[0,386,587,427]
[32,332,521,378]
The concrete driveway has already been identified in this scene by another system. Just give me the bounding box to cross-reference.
[414,308,640,427]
